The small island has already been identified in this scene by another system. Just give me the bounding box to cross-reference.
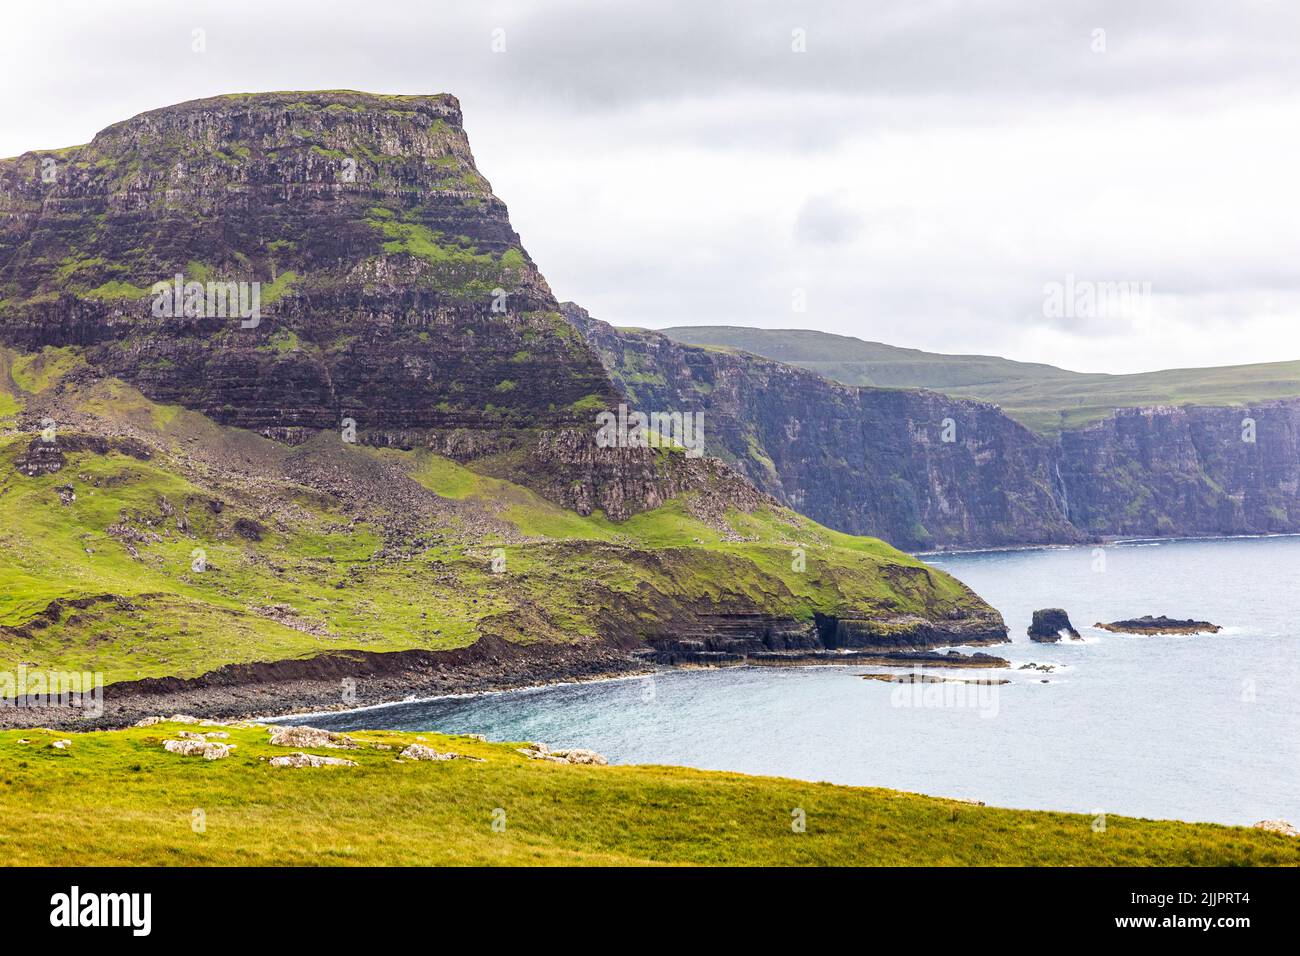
[1094,615,1222,635]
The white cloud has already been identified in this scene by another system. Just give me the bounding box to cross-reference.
[2,0,1298,373]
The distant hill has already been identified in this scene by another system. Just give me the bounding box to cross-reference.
[660,326,1300,434]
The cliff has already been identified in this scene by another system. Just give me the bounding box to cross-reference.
[569,304,1081,551]
[572,306,1300,549]
[1058,402,1300,537]
[0,91,618,441]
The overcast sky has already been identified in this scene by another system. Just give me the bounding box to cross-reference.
[4,1,1298,373]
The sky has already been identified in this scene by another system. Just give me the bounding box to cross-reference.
[3,0,1298,373]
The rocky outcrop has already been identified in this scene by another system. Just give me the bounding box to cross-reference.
[162,738,232,759]
[268,725,358,749]
[517,742,608,765]
[1253,820,1298,837]
[1095,616,1221,635]
[0,92,619,440]
[399,743,482,761]
[503,427,777,524]
[1027,608,1080,642]
[268,752,357,768]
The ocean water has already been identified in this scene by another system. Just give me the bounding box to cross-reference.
[300,536,1300,825]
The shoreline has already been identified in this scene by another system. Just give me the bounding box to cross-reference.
[916,530,1300,558]
[0,644,1011,731]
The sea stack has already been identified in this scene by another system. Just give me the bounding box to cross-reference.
[1027,608,1081,642]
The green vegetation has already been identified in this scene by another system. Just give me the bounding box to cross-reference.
[1,722,1294,866]
[82,279,153,301]
[662,326,1300,435]
[260,270,299,305]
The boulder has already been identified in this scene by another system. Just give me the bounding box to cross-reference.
[268,726,357,749]
[1253,819,1298,837]
[268,752,357,768]
[516,742,608,766]
[399,744,484,762]
[134,714,202,726]
[163,739,231,760]
[1027,608,1080,642]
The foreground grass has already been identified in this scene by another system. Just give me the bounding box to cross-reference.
[1,723,1296,866]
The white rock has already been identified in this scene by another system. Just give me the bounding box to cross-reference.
[268,752,357,768]
[163,739,231,760]
[399,744,484,762]
[516,742,607,765]
[268,725,357,749]
[1253,819,1298,837]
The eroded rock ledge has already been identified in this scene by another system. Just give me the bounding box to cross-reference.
[1095,616,1221,635]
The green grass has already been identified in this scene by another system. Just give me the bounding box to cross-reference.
[661,326,1300,435]
[1,722,1294,866]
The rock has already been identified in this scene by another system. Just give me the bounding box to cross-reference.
[516,742,608,766]
[399,744,484,762]
[1095,615,1221,635]
[549,748,608,765]
[268,752,357,768]
[163,739,231,760]
[49,739,72,750]
[268,726,357,749]
[1027,608,1080,642]
[1252,819,1298,837]
[134,713,202,726]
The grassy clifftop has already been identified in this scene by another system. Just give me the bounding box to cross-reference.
[661,326,1300,435]
[1,721,1294,866]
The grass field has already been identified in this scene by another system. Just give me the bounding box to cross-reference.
[2,721,1295,866]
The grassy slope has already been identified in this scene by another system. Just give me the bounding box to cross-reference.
[2,722,1295,866]
[0,347,981,688]
[660,326,1300,435]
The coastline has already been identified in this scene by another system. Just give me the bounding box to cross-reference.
[0,644,1011,731]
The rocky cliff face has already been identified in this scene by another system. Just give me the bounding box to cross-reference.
[1058,402,1300,537]
[0,91,617,440]
[570,305,1300,549]
[569,304,1081,550]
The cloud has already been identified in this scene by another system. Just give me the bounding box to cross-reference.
[793,193,862,245]
[1,0,1298,372]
